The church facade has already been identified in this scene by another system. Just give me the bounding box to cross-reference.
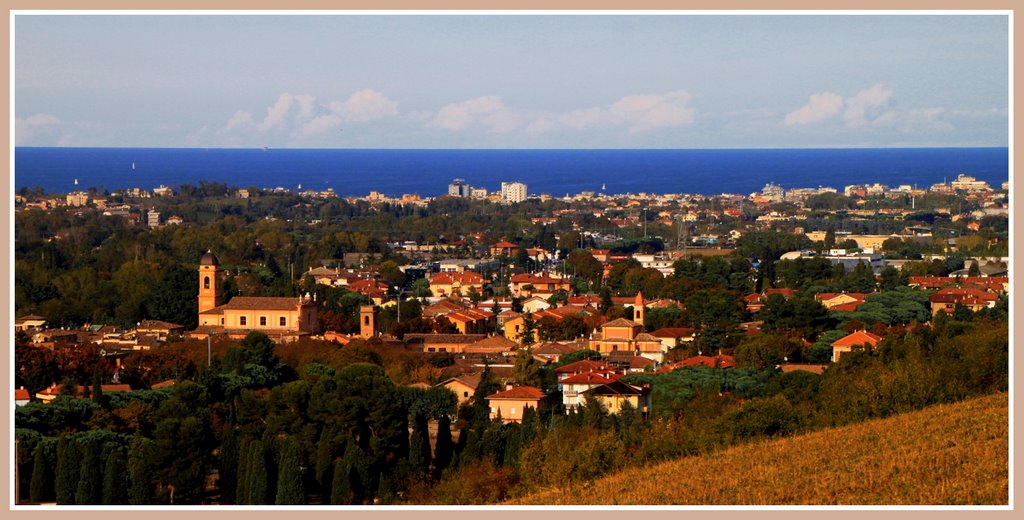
[190,251,320,342]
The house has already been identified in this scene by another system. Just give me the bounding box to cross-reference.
[403,333,488,354]
[554,359,618,382]
[14,315,47,332]
[445,308,496,335]
[508,273,571,299]
[520,295,553,314]
[34,383,133,403]
[489,240,520,257]
[14,388,31,407]
[928,287,1000,316]
[428,271,488,297]
[559,371,617,410]
[192,251,320,342]
[588,293,665,361]
[135,320,185,339]
[463,335,519,354]
[583,380,652,416]
[814,293,870,312]
[831,330,883,363]
[437,373,481,407]
[649,327,696,349]
[532,342,580,363]
[486,385,548,423]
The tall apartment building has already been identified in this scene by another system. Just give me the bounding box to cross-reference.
[147,210,161,228]
[501,181,528,203]
[448,179,470,197]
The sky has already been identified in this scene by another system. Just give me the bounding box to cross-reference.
[13,14,1010,149]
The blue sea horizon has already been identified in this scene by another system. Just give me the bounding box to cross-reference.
[14,147,1010,198]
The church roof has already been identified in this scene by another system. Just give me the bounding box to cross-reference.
[219,296,307,311]
[200,251,220,266]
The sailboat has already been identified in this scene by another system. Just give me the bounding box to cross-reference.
[74,178,78,186]
[131,162,136,171]
[601,183,606,191]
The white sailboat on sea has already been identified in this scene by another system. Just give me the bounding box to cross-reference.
[601,183,606,190]
[131,162,136,171]
[74,178,78,186]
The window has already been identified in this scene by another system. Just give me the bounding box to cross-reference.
[280,316,286,326]
[259,316,267,326]
[220,318,224,325]
[204,276,210,289]
[364,316,370,325]
[464,391,469,398]
[510,407,516,417]
[240,316,247,326]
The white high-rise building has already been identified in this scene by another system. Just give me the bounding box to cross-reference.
[501,182,528,203]
[448,179,470,197]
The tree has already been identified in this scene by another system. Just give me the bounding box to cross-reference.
[513,349,543,389]
[275,439,305,505]
[55,435,80,504]
[102,447,129,505]
[520,313,537,347]
[29,438,56,504]
[127,435,154,505]
[433,416,454,479]
[247,440,271,504]
[408,414,431,477]
[75,436,104,504]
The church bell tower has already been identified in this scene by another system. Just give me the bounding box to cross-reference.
[198,250,221,314]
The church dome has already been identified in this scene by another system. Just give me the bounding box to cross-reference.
[200,250,220,266]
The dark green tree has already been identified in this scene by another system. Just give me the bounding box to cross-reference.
[275,439,305,505]
[29,438,56,504]
[433,416,454,479]
[102,447,129,505]
[247,440,271,505]
[75,436,104,504]
[55,435,80,504]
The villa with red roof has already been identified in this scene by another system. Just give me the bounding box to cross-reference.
[486,385,548,423]
[831,330,883,363]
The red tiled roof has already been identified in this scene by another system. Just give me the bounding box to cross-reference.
[487,386,546,400]
[559,372,614,385]
[831,330,882,348]
[602,318,641,328]
[14,388,30,400]
[555,359,612,374]
[218,296,307,311]
[650,327,695,338]
[680,354,735,369]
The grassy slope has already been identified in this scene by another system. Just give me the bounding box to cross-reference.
[508,392,1009,505]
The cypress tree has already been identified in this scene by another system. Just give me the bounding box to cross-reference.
[314,435,338,504]
[218,428,239,504]
[127,435,154,505]
[29,438,56,504]
[274,440,304,505]
[91,368,105,407]
[330,459,351,505]
[54,436,80,505]
[234,439,251,505]
[247,440,271,505]
[76,437,103,504]
[432,416,453,479]
[102,447,129,505]
[408,415,431,476]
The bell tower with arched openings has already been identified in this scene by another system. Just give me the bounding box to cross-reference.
[198,250,222,314]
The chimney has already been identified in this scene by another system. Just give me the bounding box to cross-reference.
[505,382,514,391]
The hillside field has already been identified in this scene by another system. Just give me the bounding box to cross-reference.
[508,392,1009,505]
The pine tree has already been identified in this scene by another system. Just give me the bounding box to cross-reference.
[247,440,270,505]
[29,439,55,504]
[274,440,305,505]
[432,416,454,479]
[54,436,80,505]
[102,448,129,505]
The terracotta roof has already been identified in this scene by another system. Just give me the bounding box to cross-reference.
[137,320,184,330]
[403,333,488,344]
[533,342,580,355]
[555,359,612,374]
[560,372,614,385]
[218,296,307,311]
[602,318,641,328]
[584,380,644,396]
[831,330,883,348]
[487,386,546,400]
[780,364,828,375]
[680,354,736,369]
[151,379,177,389]
[15,315,46,322]
[438,373,482,390]
[465,335,518,352]
[492,240,518,249]
[14,388,30,400]
[763,288,798,298]
[650,327,695,338]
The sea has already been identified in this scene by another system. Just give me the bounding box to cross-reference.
[13,147,1010,197]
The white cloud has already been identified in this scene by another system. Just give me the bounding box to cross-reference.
[217,90,399,144]
[431,90,695,135]
[429,96,509,132]
[15,113,62,145]
[257,93,295,131]
[843,83,894,127]
[330,89,399,123]
[784,92,844,126]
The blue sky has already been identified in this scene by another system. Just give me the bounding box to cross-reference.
[14,14,1009,148]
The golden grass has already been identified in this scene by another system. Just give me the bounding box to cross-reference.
[507,392,1009,505]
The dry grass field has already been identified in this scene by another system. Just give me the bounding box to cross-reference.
[508,392,1008,505]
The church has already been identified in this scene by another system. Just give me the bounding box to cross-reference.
[189,251,320,342]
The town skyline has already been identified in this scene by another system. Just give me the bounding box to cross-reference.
[15,13,1009,149]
